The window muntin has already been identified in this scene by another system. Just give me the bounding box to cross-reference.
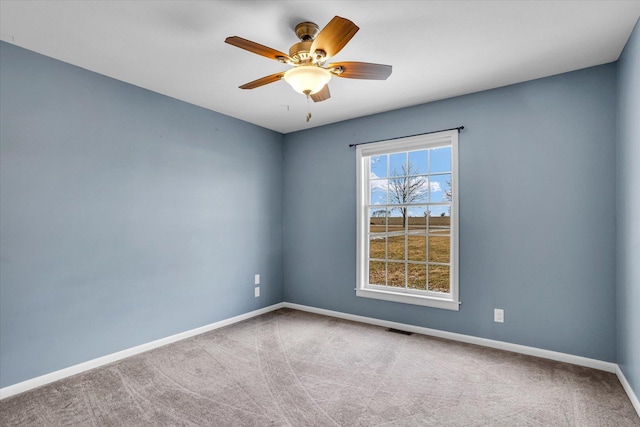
[356,130,459,310]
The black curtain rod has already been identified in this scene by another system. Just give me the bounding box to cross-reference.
[348,126,464,148]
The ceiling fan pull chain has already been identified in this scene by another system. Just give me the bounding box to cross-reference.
[306,92,312,122]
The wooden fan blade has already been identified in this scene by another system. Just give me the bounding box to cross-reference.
[239,72,285,89]
[311,84,331,102]
[310,16,359,58]
[225,36,291,62]
[329,62,392,80]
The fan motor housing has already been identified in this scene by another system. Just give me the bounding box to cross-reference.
[289,41,313,63]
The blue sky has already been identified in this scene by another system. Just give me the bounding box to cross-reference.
[369,146,452,217]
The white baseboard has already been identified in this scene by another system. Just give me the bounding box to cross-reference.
[0,303,285,400]
[617,365,640,418]
[283,302,618,373]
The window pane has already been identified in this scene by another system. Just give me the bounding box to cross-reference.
[408,264,427,290]
[369,261,386,286]
[369,234,386,259]
[428,236,450,263]
[370,179,388,205]
[370,155,387,178]
[389,152,407,176]
[407,235,426,262]
[408,150,428,175]
[428,264,450,293]
[388,209,404,232]
[411,175,429,202]
[387,232,405,260]
[388,176,428,204]
[428,213,450,234]
[388,177,405,205]
[369,208,387,233]
[388,262,406,287]
[429,174,451,202]
[407,206,428,232]
[430,146,451,173]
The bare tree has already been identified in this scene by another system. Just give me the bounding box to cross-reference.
[444,179,452,215]
[389,162,426,228]
[444,179,452,202]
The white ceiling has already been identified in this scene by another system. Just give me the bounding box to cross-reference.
[1,1,639,134]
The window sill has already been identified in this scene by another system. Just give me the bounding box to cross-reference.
[356,288,460,311]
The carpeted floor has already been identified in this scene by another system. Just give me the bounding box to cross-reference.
[1,308,638,426]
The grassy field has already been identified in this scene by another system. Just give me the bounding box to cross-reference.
[369,216,450,292]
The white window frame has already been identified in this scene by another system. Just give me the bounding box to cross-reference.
[356,129,460,311]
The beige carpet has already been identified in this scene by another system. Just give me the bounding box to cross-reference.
[1,308,638,426]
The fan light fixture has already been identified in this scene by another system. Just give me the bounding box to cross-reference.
[283,66,331,96]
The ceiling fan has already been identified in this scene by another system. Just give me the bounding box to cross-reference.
[225,16,392,120]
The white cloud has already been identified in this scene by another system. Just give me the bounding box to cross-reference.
[370,173,388,191]
[412,179,441,194]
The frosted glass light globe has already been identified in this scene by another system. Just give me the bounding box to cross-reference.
[283,66,331,95]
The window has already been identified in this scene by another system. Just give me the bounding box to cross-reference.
[356,130,459,310]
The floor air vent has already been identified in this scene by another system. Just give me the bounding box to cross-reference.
[387,328,413,335]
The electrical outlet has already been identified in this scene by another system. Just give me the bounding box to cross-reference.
[494,308,504,323]
[254,287,260,298]
[254,274,260,285]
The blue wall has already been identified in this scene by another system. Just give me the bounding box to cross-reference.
[617,18,640,399]
[0,42,284,388]
[283,64,618,362]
